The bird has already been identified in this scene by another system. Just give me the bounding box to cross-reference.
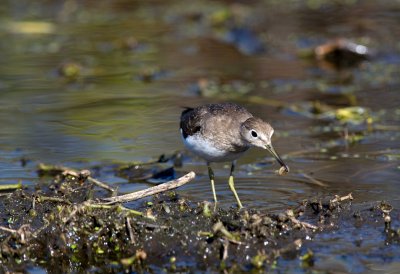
[180,102,289,209]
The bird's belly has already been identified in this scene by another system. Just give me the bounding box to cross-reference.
[182,133,246,162]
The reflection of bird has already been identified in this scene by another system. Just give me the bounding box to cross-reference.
[180,102,289,209]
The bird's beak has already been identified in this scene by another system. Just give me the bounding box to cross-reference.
[265,144,289,173]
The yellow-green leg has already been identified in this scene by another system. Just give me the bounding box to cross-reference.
[207,163,218,210]
[228,161,243,209]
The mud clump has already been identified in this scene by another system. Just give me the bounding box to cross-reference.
[0,171,398,272]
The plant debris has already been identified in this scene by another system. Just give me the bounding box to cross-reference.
[1,165,398,272]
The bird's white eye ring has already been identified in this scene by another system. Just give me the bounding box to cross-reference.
[251,130,258,138]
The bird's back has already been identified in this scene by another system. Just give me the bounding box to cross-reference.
[180,103,251,138]
[180,103,253,162]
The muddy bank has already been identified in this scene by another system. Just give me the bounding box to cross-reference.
[0,166,398,272]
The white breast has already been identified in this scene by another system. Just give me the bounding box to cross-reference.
[181,129,246,162]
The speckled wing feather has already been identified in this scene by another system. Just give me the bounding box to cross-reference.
[180,107,201,138]
[180,103,253,145]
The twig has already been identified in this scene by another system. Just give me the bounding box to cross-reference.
[62,201,153,224]
[197,231,214,237]
[221,239,229,261]
[88,176,115,192]
[36,195,72,205]
[330,193,353,204]
[85,203,146,218]
[17,224,31,243]
[126,217,136,244]
[102,172,195,204]
[286,210,318,230]
[0,224,31,243]
[136,221,168,229]
[64,169,116,193]
[0,226,17,234]
[37,163,66,176]
[213,221,242,245]
[38,163,116,193]
[0,182,23,191]
[62,204,83,224]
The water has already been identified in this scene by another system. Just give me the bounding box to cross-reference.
[0,0,399,271]
[1,0,399,208]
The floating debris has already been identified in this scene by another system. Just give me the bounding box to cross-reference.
[286,102,373,125]
[315,39,370,69]
[58,61,82,81]
[334,106,372,124]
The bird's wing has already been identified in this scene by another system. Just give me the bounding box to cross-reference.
[180,107,202,138]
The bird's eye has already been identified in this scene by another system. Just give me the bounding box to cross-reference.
[251,130,258,138]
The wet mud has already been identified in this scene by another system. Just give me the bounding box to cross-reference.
[1,167,398,272]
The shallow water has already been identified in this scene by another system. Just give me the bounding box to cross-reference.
[1,0,399,271]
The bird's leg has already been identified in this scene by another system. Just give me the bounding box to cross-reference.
[228,161,243,209]
[207,162,218,209]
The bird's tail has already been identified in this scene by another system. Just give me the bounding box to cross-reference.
[180,107,194,117]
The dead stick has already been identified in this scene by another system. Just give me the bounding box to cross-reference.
[102,171,195,204]
[0,226,17,234]
[330,193,353,204]
[63,169,115,193]
[0,182,22,191]
[38,163,116,193]
[286,210,318,230]
[87,177,115,193]
[126,217,136,244]
[86,203,144,217]
[36,195,72,204]
[213,221,242,245]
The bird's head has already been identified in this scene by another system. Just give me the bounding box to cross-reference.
[240,117,289,173]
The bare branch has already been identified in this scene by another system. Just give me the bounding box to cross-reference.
[102,172,195,204]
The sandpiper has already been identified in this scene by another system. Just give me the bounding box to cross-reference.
[180,102,289,209]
